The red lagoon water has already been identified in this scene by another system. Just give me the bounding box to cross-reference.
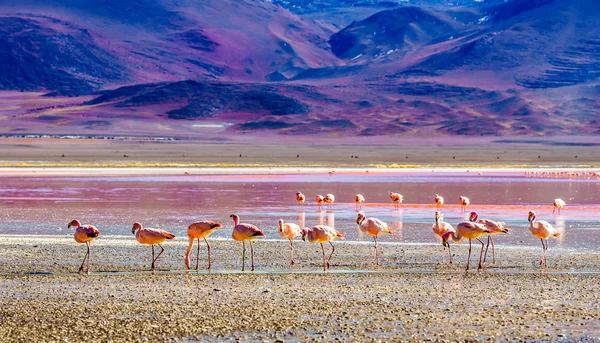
[0,171,599,251]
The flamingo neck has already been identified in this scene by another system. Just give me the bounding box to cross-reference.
[471,214,478,222]
[184,237,194,268]
[232,216,240,226]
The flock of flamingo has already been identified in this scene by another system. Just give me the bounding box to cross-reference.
[67,191,567,274]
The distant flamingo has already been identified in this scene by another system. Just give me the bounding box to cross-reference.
[316,195,325,210]
[131,222,175,271]
[278,219,302,266]
[435,194,444,208]
[324,194,335,210]
[431,211,455,263]
[185,220,223,270]
[469,211,509,264]
[528,211,561,266]
[553,198,566,214]
[443,219,490,271]
[302,225,345,271]
[357,212,392,266]
[231,214,265,271]
[68,219,100,274]
[296,192,306,209]
[459,196,470,212]
[389,192,403,209]
[355,194,365,210]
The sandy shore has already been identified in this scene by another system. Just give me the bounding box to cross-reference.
[1,236,599,341]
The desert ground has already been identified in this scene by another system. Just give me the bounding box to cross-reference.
[1,236,599,342]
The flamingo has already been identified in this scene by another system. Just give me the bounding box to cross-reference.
[553,198,566,214]
[469,211,509,264]
[296,192,306,209]
[435,194,444,208]
[459,196,470,212]
[355,194,365,210]
[302,225,345,271]
[131,222,175,271]
[185,220,223,270]
[528,211,561,266]
[278,219,302,266]
[356,212,392,266]
[442,219,490,271]
[316,195,325,210]
[324,194,335,210]
[230,214,265,271]
[389,192,403,209]
[431,211,455,263]
[68,219,100,274]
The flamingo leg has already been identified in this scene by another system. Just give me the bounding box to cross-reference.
[320,243,326,272]
[204,238,211,270]
[373,236,379,266]
[242,241,246,272]
[152,244,165,271]
[476,238,485,271]
[466,239,472,271]
[544,239,549,267]
[79,242,90,274]
[151,244,155,271]
[327,242,335,270]
[250,241,255,272]
[87,242,91,274]
[539,239,545,266]
[447,243,453,264]
[195,238,200,270]
[491,236,496,264]
[289,238,294,267]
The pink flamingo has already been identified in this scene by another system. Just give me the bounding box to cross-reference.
[553,198,566,214]
[278,219,302,266]
[296,192,306,209]
[185,220,223,270]
[435,194,444,208]
[389,192,403,209]
[431,211,455,263]
[68,219,100,274]
[316,195,325,210]
[355,194,365,210]
[443,219,490,271]
[324,194,335,210]
[302,225,345,271]
[356,212,392,266]
[469,211,509,264]
[131,222,175,271]
[230,214,265,271]
[459,196,470,212]
[528,211,561,266]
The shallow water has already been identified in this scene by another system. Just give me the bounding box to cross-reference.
[1,170,599,251]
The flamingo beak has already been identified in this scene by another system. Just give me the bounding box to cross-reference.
[131,226,136,234]
[356,217,361,224]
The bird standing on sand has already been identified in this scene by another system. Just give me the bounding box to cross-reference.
[357,212,392,266]
[355,194,365,210]
[185,220,223,270]
[459,196,470,212]
[316,195,325,211]
[528,211,561,267]
[231,214,265,271]
[68,219,100,274]
[278,219,302,266]
[553,198,566,214]
[296,192,306,209]
[469,211,509,264]
[435,194,444,208]
[324,194,335,210]
[389,192,403,209]
[443,219,490,271]
[302,225,345,271]
[131,222,175,271]
[431,211,455,264]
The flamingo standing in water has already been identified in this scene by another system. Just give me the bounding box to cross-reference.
[443,219,490,271]
[469,211,509,264]
[553,198,566,214]
[316,195,325,210]
[230,214,265,271]
[431,211,455,263]
[131,222,175,271]
[435,194,444,208]
[389,192,403,209]
[356,212,392,266]
[324,194,335,210]
[528,211,561,266]
[355,194,365,210]
[185,220,223,270]
[296,192,306,209]
[302,225,345,271]
[278,219,302,266]
[459,196,470,212]
[68,219,100,274]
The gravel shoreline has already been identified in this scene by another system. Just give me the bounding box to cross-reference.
[1,236,600,341]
